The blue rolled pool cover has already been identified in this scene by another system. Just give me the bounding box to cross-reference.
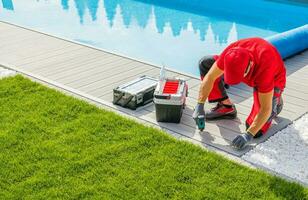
[266,24,308,59]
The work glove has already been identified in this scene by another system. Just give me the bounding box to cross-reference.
[192,103,205,120]
[232,132,253,149]
[193,103,206,131]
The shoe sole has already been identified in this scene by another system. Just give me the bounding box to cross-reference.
[205,113,237,121]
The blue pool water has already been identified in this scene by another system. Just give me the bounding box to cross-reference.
[0,0,308,76]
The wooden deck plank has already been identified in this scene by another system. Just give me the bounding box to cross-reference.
[17,46,93,67]
[283,87,308,100]
[142,110,240,141]
[286,57,308,66]
[0,34,70,52]
[51,57,134,83]
[27,49,107,75]
[287,65,308,75]
[285,81,308,94]
[0,24,30,33]
[62,60,139,88]
[222,83,306,112]
[77,63,155,92]
[185,89,252,115]
[0,36,39,52]
[287,74,308,87]
[0,38,53,61]
[96,69,161,98]
[136,109,241,155]
[19,47,94,70]
[187,84,299,120]
[54,57,133,84]
[86,67,159,96]
[187,95,299,122]
[135,106,240,141]
[29,52,111,76]
[190,79,308,99]
[1,42,76,65]
[2,40,74,59]
[39,54,116,78]
[289,74,308,82]
[102,92,247,136]
[41,51,113,77]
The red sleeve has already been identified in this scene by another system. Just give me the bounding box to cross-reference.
[255,67,275,93]
[255,49,280,93]
[216,43,236,71]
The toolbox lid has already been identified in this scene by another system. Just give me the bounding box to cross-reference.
[117,76,157,94]
[163,80,179,94]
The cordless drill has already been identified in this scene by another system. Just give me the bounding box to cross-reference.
[196,115,205,131]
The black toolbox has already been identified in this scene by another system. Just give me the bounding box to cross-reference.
[154,78,188,123]
[113,76,157,110]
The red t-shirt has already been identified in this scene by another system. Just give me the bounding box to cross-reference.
[216,38,286,93]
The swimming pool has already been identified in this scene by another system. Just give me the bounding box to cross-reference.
[0,0,308,76]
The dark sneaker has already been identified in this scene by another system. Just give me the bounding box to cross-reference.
[205,102,237,120]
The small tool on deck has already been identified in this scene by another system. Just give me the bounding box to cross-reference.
[196,115,205,131]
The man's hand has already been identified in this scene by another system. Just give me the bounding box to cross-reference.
[232,132,253,149]
[247,90,273,135]
[193,103,206,131]
[193,103,205,120]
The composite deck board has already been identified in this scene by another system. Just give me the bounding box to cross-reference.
[287,67,308,77]
[102,92,248,136]
[143,111,240,142]
[86,66,158,96]
[0,38,54,61]
[102,88,246,122]
[21,50,100,74]
[9,46,85,69]
[0,31,36,46]
[68,61,148,89]
[54,58,135,83]
[2,42,76,65]
[193,80,308,104]
[1,21,307,156]
[283,88,308,100]
[11,43,79,65]
[56,57,135,85]
[0,35,72,55]
[78,63,156,91]
[17,47,91,68]
[34,53,115,77]
[29,50,109,76]
[221,82,306,112]
[43,54,118,78]
[185,87,295,115]
[43,52,113,78]
[0,36,38,53]
[285,81,308,94]
[289,74,308,83]
[95,69,162,97]
[185,92,298,121]
[135,105,240,143]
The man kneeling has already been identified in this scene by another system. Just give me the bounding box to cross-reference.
[193,37,286,149]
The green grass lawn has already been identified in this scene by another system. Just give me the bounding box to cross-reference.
[0,75,307,200]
